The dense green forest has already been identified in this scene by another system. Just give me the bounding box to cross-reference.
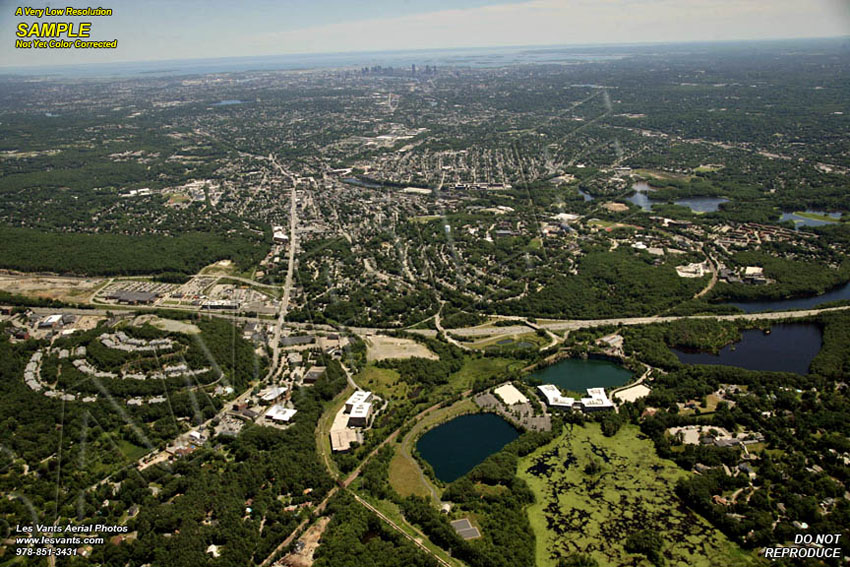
[623,311,850,552]
[312,492,437,567]
[73,359,348,567]
[0,226,265,276]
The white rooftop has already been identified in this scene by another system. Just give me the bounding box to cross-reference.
[349,402,372,419]
[346,390,372,406]
[265,405,297,422]
[260,386,288,402]
[538,384,575,407]
[581,388,614,409]
[494,383,528,405]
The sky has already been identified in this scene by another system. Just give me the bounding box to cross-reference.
[2,0,849,68]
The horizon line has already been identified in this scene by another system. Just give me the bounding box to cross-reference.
[1,34,847,75]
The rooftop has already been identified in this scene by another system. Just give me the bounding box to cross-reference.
[494,383,529,405]
[538,384,575,407]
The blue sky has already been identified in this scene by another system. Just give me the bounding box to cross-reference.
[2,0,849,67]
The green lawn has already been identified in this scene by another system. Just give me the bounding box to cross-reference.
[315,385,353,480]
[388,443,433,499]
[445,356,525,391]
[116,439,149,462]
[794,211,840,223]
[518,423,764,567]
[356,365,404,399]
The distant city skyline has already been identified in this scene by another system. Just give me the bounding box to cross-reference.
[2,0,849,68]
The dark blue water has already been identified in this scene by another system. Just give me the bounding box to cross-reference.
[417,413,518,482]
[671,323,822,375]
[528,357,632,392]
[577,188,594,202]
[212,99,244,106]
[726,281,850,313]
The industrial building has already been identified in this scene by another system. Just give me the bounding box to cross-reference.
[347,402,372,427]
[345,390,373,412]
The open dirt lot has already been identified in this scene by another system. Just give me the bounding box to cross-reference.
[133,314,201,335]
[365,335,438,362]
[281,516,331,567]
[0,274,106,302]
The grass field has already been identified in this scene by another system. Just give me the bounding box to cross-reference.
[116,439,149,462]
[444,356,525,391]
[315,385,353,480]
[388,444,433,499]
[793,211,841,223]
[635,168,694,182]
[518,423,764,567]
[469,331,548,351]
[356,365,404,399]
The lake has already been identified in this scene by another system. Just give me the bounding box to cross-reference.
[417,413,519,482]
[674,197,728,213]
[671,323,822,375]
[627,182,728,212]
[528,357,633,393]
[726,281,850,313]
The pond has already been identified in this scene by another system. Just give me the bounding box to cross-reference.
[577,188,594,202]
[725,281,850,313]
[780,210,841,229]
[528,357,633,393]
[671,323,822,375]
[626,181,655,211]
[416,413,519,482]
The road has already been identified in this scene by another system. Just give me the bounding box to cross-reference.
[267,155,299,381]
[694,249,719,300]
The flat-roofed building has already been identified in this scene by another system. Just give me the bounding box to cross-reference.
[537,384,575,408]
[347,402,372,427]
[345,390,373,412]
[330,428,361,452]
[494,383,528,405]
[303,366,326,384]
[39,314,63,328]
[265,405,297,423]
[259,386,288,405]
[280,335,315,347]
[581,388,614,412]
